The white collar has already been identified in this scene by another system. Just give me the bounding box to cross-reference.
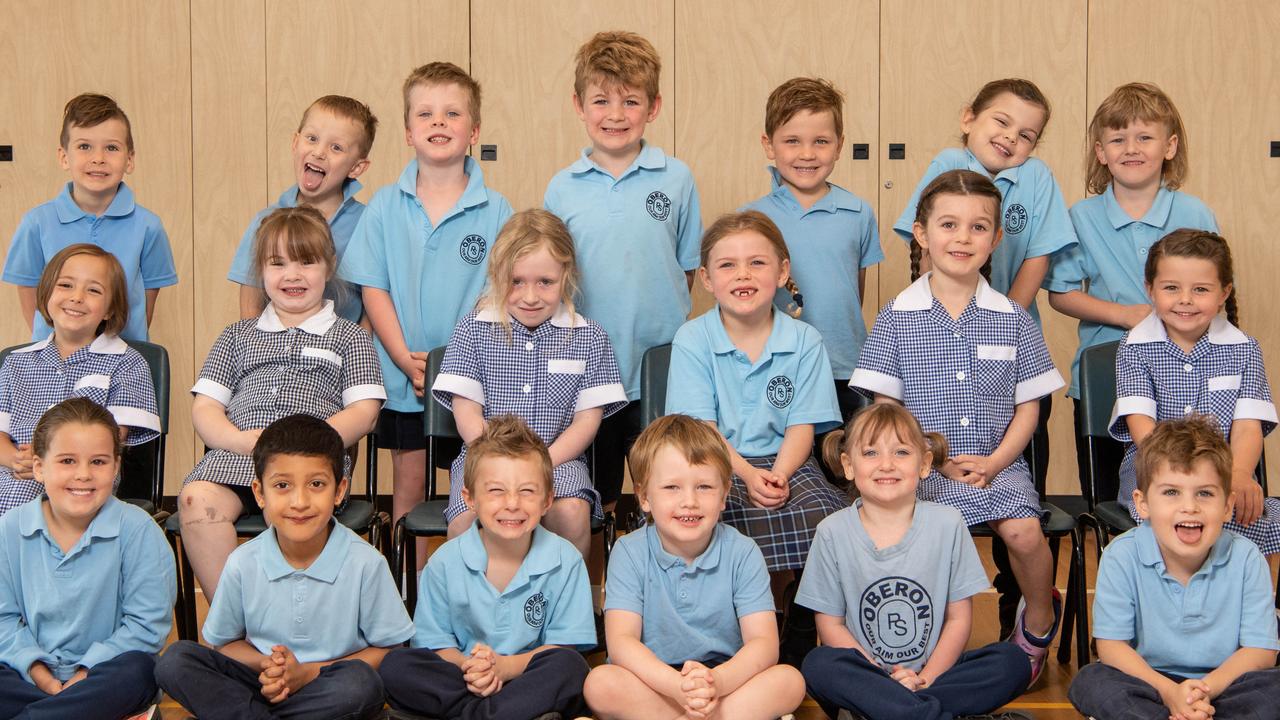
[256,300,338,335]
[891,273,1014,314]
[1125,311,1248,346]
[474,304,586,329]
[14,333,127,355]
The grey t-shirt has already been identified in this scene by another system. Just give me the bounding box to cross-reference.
[796,500,989,671]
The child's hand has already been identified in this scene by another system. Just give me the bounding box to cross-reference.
[402,351,429,396]
[258,651,288,702]
[743,468,787,509]
[1121,303,1152,330]
[889,664,925,692]
[462,644,503,697]
[266,645,318,703]
[1159,678,1212,720]
[1233,475,1265,526]
[12,443,34,480]
[941,455,989,487]
[679,661,719,719]
[61,667,88,691]
[28,661,63,695]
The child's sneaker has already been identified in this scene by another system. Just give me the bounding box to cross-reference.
[1006,587,1063,686]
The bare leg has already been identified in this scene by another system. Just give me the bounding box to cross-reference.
[989,517,1055,635]
[584,664,685,720]
[177,481,243,600]
[706,665,806,720]
[542,497,592,558]
[391,449,428,571]
[447,510,476,539]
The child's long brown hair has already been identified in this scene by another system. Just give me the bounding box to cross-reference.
[909,170,1001,283]
[1145,228,1239,327]
[822,403,948,498]
[701,210,803,317]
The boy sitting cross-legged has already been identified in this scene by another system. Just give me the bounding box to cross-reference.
[1069,416,1280,720]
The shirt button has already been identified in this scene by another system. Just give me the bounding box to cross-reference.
[1184,405,1193,414]
[1139,248,1148,255]
[956,371,966,381]
[525,341,534,351]
[523,384,531,393]
[270,387,278,395]
[680,592,688,599]
[295,617,303,623]
[959,417,970,427]
[1183,363,1193,372]
[953,332,962,339]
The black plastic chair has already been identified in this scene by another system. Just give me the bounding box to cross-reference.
[393,346,614,612]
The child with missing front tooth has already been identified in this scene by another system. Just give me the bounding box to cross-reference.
[177,207,385,601]
[158,414,412,720]
[228,95,377,323]
[584,414,806,720]
[1069,417,1280,720]
[800,404,1030,720]
[379,415,596,720]
[4,93,178,342]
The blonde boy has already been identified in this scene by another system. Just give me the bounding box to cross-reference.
[340,63,512,557]
[543,31,703,515]
[585,414,805,720]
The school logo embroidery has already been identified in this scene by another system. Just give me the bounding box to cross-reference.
[459,234,487,265]
[1004,203,1028,235]
[766,376,795,409]
[859,576,934,665]
[645,191,672,221]
[523,592,547,629]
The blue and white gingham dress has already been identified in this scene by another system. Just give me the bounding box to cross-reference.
[185,301,385,488]
[432,306,627,522]
[0,334,160,515]
[1111,313,1280,554]
[852,275,1064,526]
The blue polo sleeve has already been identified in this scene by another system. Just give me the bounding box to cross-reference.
[666,324,718,422]
[541,549,596,650]
[1011,309,1064,405]
[577,323,627,417]
[356,549,415,648]
[1236,339,1277,435]
[139,219,178,288]
[79,510,175,668]
[1025,162,1078,262]
[338,193,391,290]
[201,551,248,648]
[412,558,460,651]
[786,326,840,432]
[892,152,955,244]
[2,211,48,287]
[1090,534,1138,642]
[794,517,846,618]
[850,305,904,401]
[0,529,56,683]
[432,314,485,410]
[227,210,269,286]
[947,512,990,602]
[1237,539,1280,651]
[675,173,703,272]
[108,349,161,444]
[858,212,884,268]
[731,537,774,618]
[1111,339,1156,443]
[602,534,645,616]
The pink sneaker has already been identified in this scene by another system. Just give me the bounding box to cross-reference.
[1007,587,1062,687]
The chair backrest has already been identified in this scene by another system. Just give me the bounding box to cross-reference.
[123,339,170,432]
[639,344,671,428]
[1078,340,1121,508]
[424,346,460,440]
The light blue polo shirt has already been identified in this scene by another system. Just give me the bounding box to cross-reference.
[1045,186,1218,397]
[892,148,1077,324]
[3,182,179,342]
[413,523,596,655]
[544,142,702,400]
[340,157,512,412]
[226,181,366,323]
[1092,524,1279,678]
[603,522,773,665]
[667,308,841,457]
[0,497,175,684]
[202,522,413,663]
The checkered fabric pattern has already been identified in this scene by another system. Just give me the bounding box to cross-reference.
[722,456,848,572]
[0,337,159,515]
[435,309,626,522]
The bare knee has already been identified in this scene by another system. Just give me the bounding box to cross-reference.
[995,517,1045,554]
[584,665,633,713]
[543,498,590,535]
[178,481,241,527]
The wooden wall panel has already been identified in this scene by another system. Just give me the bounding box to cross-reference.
[674,0,880,318]
[0,0,195,495]
[1088,0,1280,481]
[879,0,1088,495]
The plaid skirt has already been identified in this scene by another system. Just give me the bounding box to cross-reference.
[723,456,848,572]
[918,457,1042,527]
[185,448,353,489]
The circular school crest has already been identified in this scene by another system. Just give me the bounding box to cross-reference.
[766,375,795,409]
[860,576,934,665]
[459,234,487,265]
[645,190,672,221]
[1004,203,1028,235]
[523,592,547,629]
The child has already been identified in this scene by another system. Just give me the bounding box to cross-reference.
[340,62,512,563]
[3,93,177,342]
[852,170,1065,684]
[666,210,846,662]
[433,208,627,557]
[584,414,806,720]
[177,206,384,599]
[1047,82,1217,485]
[157,414,412,720]
[544,30,703,518]
[0,244,160,515]
[0,398,175,720]
[1069,417,1280,720]
[800,403,1031,719]
[1111,230,1280,554]
[379,415,595,719]
[744,77,882,420]
[228,95,377,323]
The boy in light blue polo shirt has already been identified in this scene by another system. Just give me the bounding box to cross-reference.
[380,416,595,719]
[1069,417,1280,720]
[4,93,177,342]
[157,415,412,720]
[228,95,377,323]
[743,77,882,419]
[585,415,805,720]
[544,31,702,515]
[339,62,512,560]
[0,398,175,720]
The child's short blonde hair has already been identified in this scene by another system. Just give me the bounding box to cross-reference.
[574,31,661,102]
[402,62,482,125]
[765,77,845,139]
[628,414,732,498]
[36,244,129,337]
[301,95,379,158]
[1135,416,1232,495]
[251,206,337,279]
[1087,82,1188,194]
[60,93,133,153]
[482,209,581,340]
[463,415,553,496]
